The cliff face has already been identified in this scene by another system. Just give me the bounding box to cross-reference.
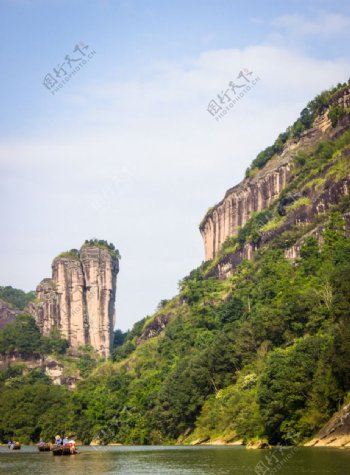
[0,300,20,329]
[80,246,118,356]
[200,161,291,260]
[28,245,119,357]
[200,87,350,260]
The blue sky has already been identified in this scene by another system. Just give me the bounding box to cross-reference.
[0,0,349,330]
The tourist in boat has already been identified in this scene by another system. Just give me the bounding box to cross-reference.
[38,439,51,452]
[55,435,62,446]
[8,440,19,450]
[68,438,76,454]
[52,435,78,456]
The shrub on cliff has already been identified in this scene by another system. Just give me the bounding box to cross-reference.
[328,104,347,128]
[83,239,121,259]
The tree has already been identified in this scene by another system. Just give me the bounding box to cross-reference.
[0,314,42,358]
[328,104,346,127]
[0,380,72,443]
[41,327,69,354]
[258,336,331,443]
[0,286,35,310]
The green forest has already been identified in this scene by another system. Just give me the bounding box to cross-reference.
[1,84,350,446]
[1,213,349,445]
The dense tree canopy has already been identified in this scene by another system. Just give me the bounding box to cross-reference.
[0,286,35,310]
[0,315,68,358]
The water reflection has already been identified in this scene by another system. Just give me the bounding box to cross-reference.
[0,445,350,475]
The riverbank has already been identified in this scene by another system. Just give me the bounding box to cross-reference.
[305,402,350,448]
[188,435,350,449]
[191,438,350,449]
[190,438,244,446]
[305,436,350,448]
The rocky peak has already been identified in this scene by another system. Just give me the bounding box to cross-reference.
[28,243,119,358]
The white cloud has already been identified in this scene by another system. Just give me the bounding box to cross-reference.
[272,12,350,37]
[1,44,349,330]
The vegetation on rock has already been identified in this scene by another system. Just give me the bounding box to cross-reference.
[82,239,121,259]
[54,249,80,260]
[245,80,350,177]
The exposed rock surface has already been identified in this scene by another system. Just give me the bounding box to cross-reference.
[190,437,243,446]
[206,179,350,280]
[0,354,79,389]
[0,300,20,328]
[137,312,173,344]
[246,440,271,449]
[28,245,119,357]
[200,161,291,260]
[200,87,350,260]
[305,403,350,448]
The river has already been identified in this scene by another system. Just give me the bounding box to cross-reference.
[1,445,349,474]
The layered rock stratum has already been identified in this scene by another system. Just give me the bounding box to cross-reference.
[200,87,350,261]
[28,243,119,357]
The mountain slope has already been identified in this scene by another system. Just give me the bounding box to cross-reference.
[69,81,350,446]
[1,81,350,445]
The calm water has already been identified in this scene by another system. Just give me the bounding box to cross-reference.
[0,445,350,475]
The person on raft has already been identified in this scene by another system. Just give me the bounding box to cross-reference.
[68,438,76,454]
[55,435,62,446]
[7,440,17,449]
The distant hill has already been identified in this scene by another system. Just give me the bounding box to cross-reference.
[0,286,35,310]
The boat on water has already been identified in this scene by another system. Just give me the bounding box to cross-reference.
[52,444,78,456]
[38,443,52,452]
[8,443,21,450]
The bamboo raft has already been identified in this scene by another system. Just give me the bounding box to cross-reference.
[9,443,21,450]
[52,444,78,456]
[38,443,51,452]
